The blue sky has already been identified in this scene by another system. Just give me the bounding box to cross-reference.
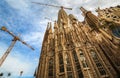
[0,0,120,77]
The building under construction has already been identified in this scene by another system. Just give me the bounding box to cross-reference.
[35,5,120,78]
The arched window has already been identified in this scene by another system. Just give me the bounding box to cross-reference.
[79,50,88,68]
[72,50,83,78]
[59,53,64,73]
[90,50,107,76]
[48,58,54,78]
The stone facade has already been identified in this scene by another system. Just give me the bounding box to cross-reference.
[35,6,120,78]
[97,5,120,23]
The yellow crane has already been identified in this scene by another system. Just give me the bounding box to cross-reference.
[0,26,34,67]
[32,2,72,10]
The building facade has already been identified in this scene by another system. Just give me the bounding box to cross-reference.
[36,6,120,78]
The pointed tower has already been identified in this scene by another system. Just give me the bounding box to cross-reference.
[80,7,120,78]
[36,6,120,78]
[57,7,68,27]
[80,7,100,31]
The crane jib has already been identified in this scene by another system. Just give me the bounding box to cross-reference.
[32,2,72,10]
[0,26,34,67]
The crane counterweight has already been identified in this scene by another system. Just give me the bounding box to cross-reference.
[1,26,7,31]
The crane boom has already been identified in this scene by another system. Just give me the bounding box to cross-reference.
[1,26,34,50]
[0,26,34,67]
[19,39,34,50]
[32,2,60,8]
[1,26,15,37]
[45,17,54,22]
[32,2,72,10]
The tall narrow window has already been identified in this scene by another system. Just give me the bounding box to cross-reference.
[72,50,83,78]
[90,50,107,76]
[79,50,88,68]
[65,53,72,71]
[65,53,74,78]
[59,53,64,73]
[48,58,54,78]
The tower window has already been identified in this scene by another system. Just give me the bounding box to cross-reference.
[90,50,107,76]
[59,53,64,73]
[48,70,53,76]
[73,51,79,62]
[59,58,64,64]
[65,53,74,77]
[60,66,64,72]
[79,50,89,68]
[78,70,84,78]
[59,53,64,64]
[82,60,89,68]
[76,64,81,69]
[68,72,73,78]
[48,58,54,77]
[72,50,83,78]
[99,68,106,75]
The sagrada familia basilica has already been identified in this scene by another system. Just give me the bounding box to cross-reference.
[35,5,120,78]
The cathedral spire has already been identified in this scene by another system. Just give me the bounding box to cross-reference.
[57,8,68,27]
[69,14,77,24]
[47,22,50,30]
[80,7,88,16]
[49,22,52,34]
[54,21,58,29]
[96,7,101,12]
[80,7,100,31]
[42,22,50,44]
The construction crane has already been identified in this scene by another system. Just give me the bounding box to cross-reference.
[32,2,72,10]
[45,17,55,22]
[0,26,34,67]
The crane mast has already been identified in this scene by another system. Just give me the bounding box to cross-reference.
[0,26,34,67]
[0,37,17,67]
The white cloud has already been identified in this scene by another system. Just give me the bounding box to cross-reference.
[0,42,36,76]
[55,0,120,21]
[22,19,49,47]
[0,51,35,76]
[23,31,44,46]
[5,0,29,11]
